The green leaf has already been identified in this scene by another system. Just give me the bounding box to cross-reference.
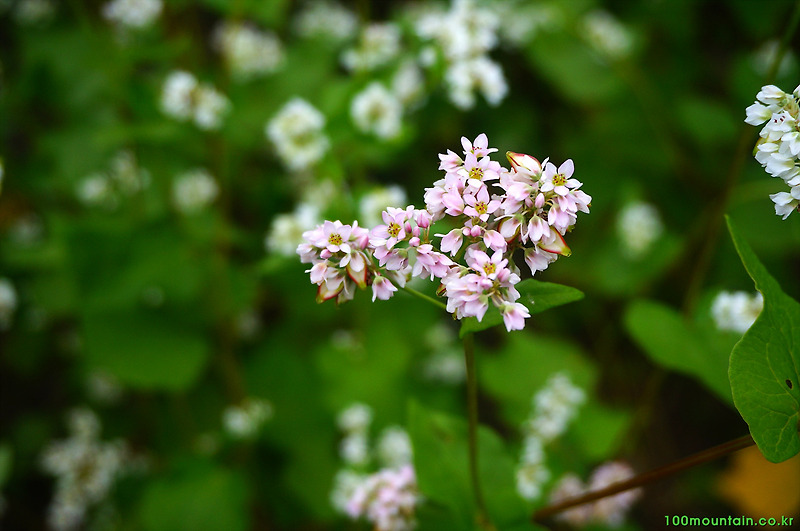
[407,401,538,530]
[624,299,733,404]
[0,444,12,488]
[460,280,584,338]
[139,462,249,531]
[82,309,210,391]
[727,217,800,463]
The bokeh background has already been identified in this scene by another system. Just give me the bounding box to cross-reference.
[1,0,800,529]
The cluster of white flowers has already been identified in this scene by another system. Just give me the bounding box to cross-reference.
[76,150,150,209]
[331,404,419,531]
[0,278,17,330]
[160,71,229,130]
[359,185,408,228]
[711,290,763,334]
[13,0,54,25]
[266,98,330,172]
[745,84,800,218]
[294,0,357,42]
[222,398,273,440]
[421,322,465,384]
[298,134,591,331]
[40,409,128,531]
[266,204,321,256]
[493,1,560,47]
[342,23,402,72]
[214,21,284,80]
[351,82,404,140]
[102,0,162,30]
[550,461,641,528]
[581,10,634,60]
[517,373,585,501]
[616,201,663,258]
[414,0,507,109]
[170,168,219,214]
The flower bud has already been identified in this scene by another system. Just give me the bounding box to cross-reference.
[506,151,542,176]
[538,232,571,257]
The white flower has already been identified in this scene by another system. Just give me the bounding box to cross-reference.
[0,278,18,330]
[340,433,370,466]
[359,186,408,228]
[376,427,413,468]
[76,174,115,208]
[266,204,321,256]
[346,465,419,531]
[588,461,641,527]
[414,0,499,61]
[337,403,373,433]
[294,0,357,41]
[711,291,764,334]
[266,98,330,172]
[528,373,585,443]
[13,0,55,25]
[392,60,425,107]
[616,201,663,257]
[214,22,284,79]
[581,10,633,60]
[351,83,403,140]
[171,169,219,214]
[222,398,273,439]
[341,23,402,72]
[331,469,367,513]
[516,461,550,501]
[102,0,162,29]
[549,474,592,526]
[193,84,230,130]
[751,40,795,78]
[445,56,507,109]
[161,70,197,121]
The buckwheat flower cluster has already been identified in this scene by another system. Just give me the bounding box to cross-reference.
[298,134,590,332]
[102,0,162,29]
[711,291,763,334]
[550,461,641,528]
[294,0,357,42]
[40,409,128,531]
[616,201,663,258]
[214,21,284,80]
[0,277,17,330]
[745,84,800,218]
[76,150,150,209]
[341,22,402,72]
[413,0,507,109]
[351,82,403,140]
[160,70,230,130]
[516,373,585,501]
[171,168,219,214]
[266,98,330,172]
[331,404,419,531]
[222,398,273,440]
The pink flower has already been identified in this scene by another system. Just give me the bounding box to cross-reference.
[540,160,580,196]
[412,244,453,279]
[371,274,398,301]
[500,301,530,331]
[460,152,502,189]
[467,249,508,281]
[439,228,464,256]
[524,246,558,274]
[506,151,542,176]
[461,133,498,158]
[463,186,501,222]
[370,209,408,249]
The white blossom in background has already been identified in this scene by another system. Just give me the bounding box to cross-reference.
[222,398,273,439]
[445,55,507,109]
[86,370,123,406]
[266,98,330,172]
[549,474,592,527]
[102,0,162,29]
[376,427,413,468]
[8,213,44,247]
[336,403,372,466]
[337,403,373,433]
[359,185,407,228]
[171,168,219,214]
[420,322,464,385]
[13,0,54,25]
[516,373,585,501]
[294,0,357,42]
[351,83,403,140]
[76,151,149,210]
[40,409,128,531]
[581,10,634,60]
[0,278,17,330]
[76,174,115,209]
[711,291,763,334]
[616,201,663,257]
[494,1,560,46]
[589,461,641,528]
[745,84,800,219]
[214,21,284,80]
[266,204,321,256]
[160,71,229,130]
[341,22,402,72]
[331,469,367,513]
[392,60,426,108]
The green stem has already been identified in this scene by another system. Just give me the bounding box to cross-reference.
[402,285,448,311]
[533,433,757,523]
[463,333,495,530]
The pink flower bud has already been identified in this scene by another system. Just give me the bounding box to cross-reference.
[539,232,572,257]
[506,151,542,176]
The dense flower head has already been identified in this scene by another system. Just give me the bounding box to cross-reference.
[267,98,330,172]
[214,21,284,79]
[745,83,800,219]
[297,133,590,331]
[711,290,763,334]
